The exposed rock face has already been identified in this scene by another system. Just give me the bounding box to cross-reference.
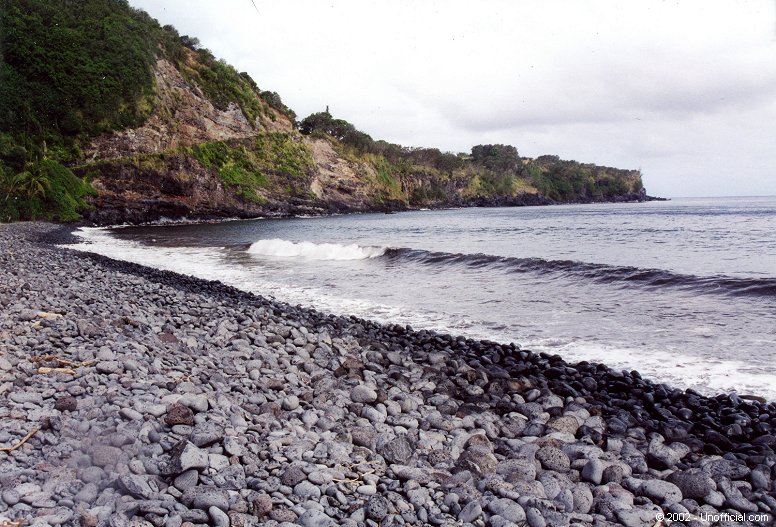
[76,56,649,225]
[307,138,376,207]
[86,58,293,161]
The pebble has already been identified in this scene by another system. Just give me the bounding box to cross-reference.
[351,384,378,403]
[120,407,143,421]
[282,395,300,411]
[581,458,604,484]
[638,479,683,505]
[526,507,546,527]
[535,446,570,472]
[281,465,307,486]
[365,496,389,521]
[378,435,414,465]
[208,506,230,527]
[182,486,229,511]
[458,501,482,523]
[356,484,377,496]
[294,480,322,501]
[54,396,78,412]
[165,403,195,426]
[0,224,772,527]
[298,509,335,527]
[2,489,20,506]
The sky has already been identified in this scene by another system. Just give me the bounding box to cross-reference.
[129,0,776,197]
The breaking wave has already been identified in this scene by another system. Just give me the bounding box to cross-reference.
[247,238,387,260]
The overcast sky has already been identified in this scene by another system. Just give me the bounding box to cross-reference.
[129,0,776,197]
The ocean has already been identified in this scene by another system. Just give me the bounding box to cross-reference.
[68,196,776,400]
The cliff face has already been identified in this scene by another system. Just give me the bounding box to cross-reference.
[74,53,649,224]
[0,0,649,224]
[86,58,294,161]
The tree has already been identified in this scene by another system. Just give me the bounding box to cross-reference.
[470,144,520,172]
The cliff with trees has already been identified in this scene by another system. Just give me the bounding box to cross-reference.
[0,0,648,224]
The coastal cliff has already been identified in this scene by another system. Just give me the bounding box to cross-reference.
[1,0,649,224]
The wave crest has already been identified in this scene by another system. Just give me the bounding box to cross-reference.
[248,239,387,260]
[384,248,776,298]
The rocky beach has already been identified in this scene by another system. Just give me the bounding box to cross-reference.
[1,222,774,527]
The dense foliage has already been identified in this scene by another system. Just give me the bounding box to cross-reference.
[0,0,159,220]
[0,0,292,221]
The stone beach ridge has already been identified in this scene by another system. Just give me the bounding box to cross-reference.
[0,223,774,527]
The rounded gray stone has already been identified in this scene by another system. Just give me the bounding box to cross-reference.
[208,506,230,527]
[526,507,547,527]
[294,480,321,501]
[282,395,300,411]
[351,384,378,404]
[458,501,482,523]
[2,489,20,506]
[581,459,604,484]
[298,509,335,527]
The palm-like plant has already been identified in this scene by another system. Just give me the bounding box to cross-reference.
[11,168,50,199]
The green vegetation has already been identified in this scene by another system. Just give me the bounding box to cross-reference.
[528,156,641,201]
[0,0,643,221]
[191,134,314,203]
[0,159,94,222]
[177,46,265,125]
[0,0,294,221]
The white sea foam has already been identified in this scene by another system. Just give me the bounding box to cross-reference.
[247,238,387,260]
[526,337,776,401]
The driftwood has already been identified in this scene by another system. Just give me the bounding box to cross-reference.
[0,427,39,452]
[28,355,95,375]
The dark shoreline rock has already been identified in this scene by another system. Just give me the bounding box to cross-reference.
[69,190,665,226]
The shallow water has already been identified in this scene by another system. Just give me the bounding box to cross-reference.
[68,196,776,399]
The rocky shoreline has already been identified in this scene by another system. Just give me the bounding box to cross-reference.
[78,191,662,226]
[0,222,773,527]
